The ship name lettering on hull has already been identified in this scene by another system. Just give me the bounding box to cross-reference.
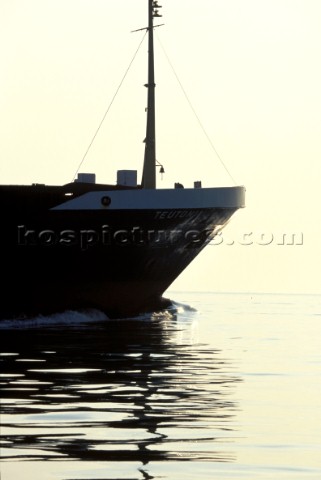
[154,210,201,220]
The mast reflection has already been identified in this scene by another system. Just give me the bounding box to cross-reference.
[0,310,241,474]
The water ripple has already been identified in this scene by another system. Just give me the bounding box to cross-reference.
[0,311,240,464]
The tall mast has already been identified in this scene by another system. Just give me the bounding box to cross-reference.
[141,0,162,189]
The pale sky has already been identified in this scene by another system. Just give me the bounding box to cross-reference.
[1,0,320,294]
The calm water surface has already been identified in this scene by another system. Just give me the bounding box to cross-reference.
[1,292,320,479]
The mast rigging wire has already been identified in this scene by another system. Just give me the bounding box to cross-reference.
[73,31,147,181]
[156,33,237,185]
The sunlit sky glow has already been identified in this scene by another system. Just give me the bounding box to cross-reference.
[1,0,320,294]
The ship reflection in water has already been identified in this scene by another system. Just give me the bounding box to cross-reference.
[0,306,241,475]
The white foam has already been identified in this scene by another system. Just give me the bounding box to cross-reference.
[0,309,109,330]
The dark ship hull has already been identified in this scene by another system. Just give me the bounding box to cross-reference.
[1,182,245,319]
[1,1,246,321]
